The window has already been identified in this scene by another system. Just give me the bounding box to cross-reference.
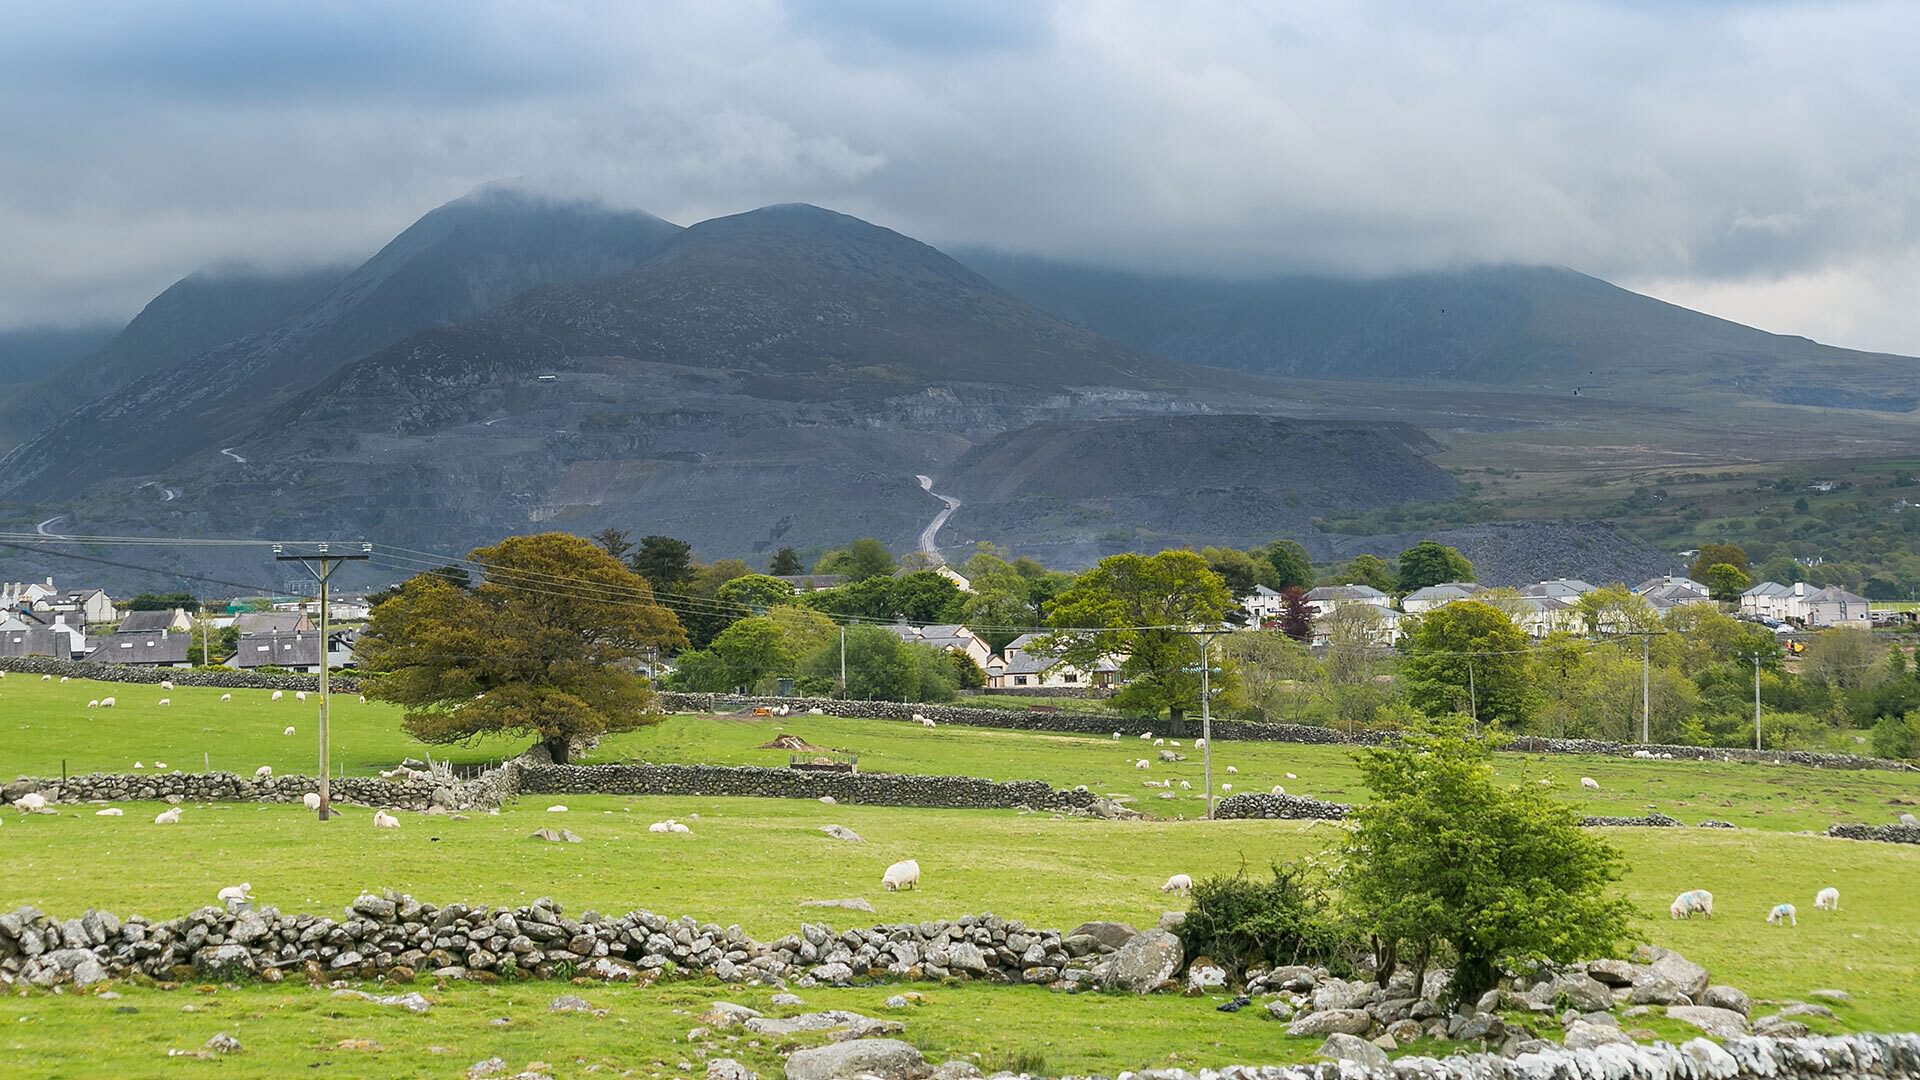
[1013,676,1028,686]
[1064,673,1078,683]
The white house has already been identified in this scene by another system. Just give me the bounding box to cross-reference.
[117,608,195,634]
[1303,584,1393,619]
[0,579,59,611]
[1802,587,1870,629]
[985,633,1121,690]
[1740,581,1795,621]
[1637,576,1714,611]
[1238,585,1285,626]
[885,622,995,670]
[1506,595,1580,638]
[1519,579,1596,603]
[1400,582,1483,614]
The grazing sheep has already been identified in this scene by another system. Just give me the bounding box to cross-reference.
[1226,765,1238,774]
[271,690,283,701]
[153,808,181,824]
[1766,903,1797,926]
[221,694,232,702]
[133,762,144,769]
[1633,749,1653,758]
[1139,732,1152,740]
[160,680,174,691]
[912,712,927,722]
[1285,772,1297,779]
[919,718,935,728]
[1170,740,1181,747]
[373,810,400,830]
[217,883,252,903]
[158,698,170,707]
[296,691,307,701]
[254,766,272,780]
[1179,780,1192,790]
[882,859,921,891]
[648,821,671,833]
[1161,873,1193,894]
[1815,887,1840,912]
[1158,791,1177,800]
[1580,777,1600,790]
[154,762,167,770]
[1135,759,1151,770]
[87,700,99,709]
[359,695,367,704]
[818,796,836,805]
[1270,785,1286,796]
[95,808,123,817]
[101,697,115,707]
[59,675,69,683]
[547,805,569,813]
[1112,732,1122,740]
[1669,890,1714,919]
[1221,783,1233,792]
[13,792,48,813]
[1153,738,1165,746]
[41,673,50,680]
[283,726,295,736]
[1193,738,1206,748]
[303,793,322,811]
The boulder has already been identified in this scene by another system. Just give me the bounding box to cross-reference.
[1066,921,1138,951]
[1809,988,1852,1004]
[1563,1019,1633,1050]
[930,1062,981,1080]
[1778,1002,1836,1019]
[700,1002,763,1028]
[944,942,989,974]
[1667,1005,1749,1039]
[1628,973,1688,1005]
[707,1060,756,1080]
[193,944,256,979]
[1311,977,1374,1012]
[1531,973,1613,1013]
[1456,1013,1505,1042]
[1286,1009,1372,1037]
[1647,951,1710,999]
[1315,1032,1389,1069]
[1099,930,1183,994]
[1585,958,1635,986]
[784,1039,928,1080]
[1699,985,1751,1016]
[1185,960,1228,994]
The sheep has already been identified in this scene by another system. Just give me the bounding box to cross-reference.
[882,859,921,891]
[1270,785,1286,796]
[98,695,114,707]
[1221,783,1233,792]
[1285,772,1297,779]
[919,718,935,729]
[59,675,69,683]
[1179,780,1192,790]
[160,680,174,691]
[217,883,252,904]
[153,808,181,825]
[359,695,367,704]
[668,822,691,834]
[296,691,307,701]
[547,805,569,813]
[1153,738,1165,747]
[13,792,48,813]
[221,694,232,702]
[1193,738,1206,748]
[303,793,322,811]
[1669,890,1715,920]
[648,821,671,833]
[271,690,283,701]
[1112,732,1122,740]
[41,673,50,680]
[373,810,400,830]
[87,700,99,709]
[1161,873,1193,894]
[158,698,170,707]
[1170,740,1181,747]
[1580,777,1600,791]
[95,808,123,817]
[1135,759,1151,770]
[818,796,836,805]
[1226,765,1238,775]
[1766,903,1797,926]
[154,761,167,770]
[1900,812,1919,827]
[1633,749,1653,758]
[254,766,272,780]
[912,712,927,723]
[1139,732,1152,740]
[1815,887,1840,912]
[133,762,144,770]
[283,726,295,736]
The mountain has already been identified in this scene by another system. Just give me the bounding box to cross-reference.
[959,254,1920,411]
[0,322,123,390]
[0,185,685,498]
[0,267,344,452]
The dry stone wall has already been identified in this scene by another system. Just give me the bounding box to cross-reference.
[0,655,355,692]
[1827,823,1920,845]
[517,762,1098,812]
[7,767,510,813]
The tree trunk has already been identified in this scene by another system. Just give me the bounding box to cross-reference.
[1371,935,1398,989]
[545,735,571,765]
[1168,707,1187,738]
[1410,940,1432,1000]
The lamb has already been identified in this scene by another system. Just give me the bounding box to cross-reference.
[912,712,927,722]
[1766,903,1797,926]
[1270,785,1286,796]
[254,766,272,780]
[87,700,99,709]
[59,675,69,683]
[1221,783,1233,792]
[1179,780,1192,789]
[373,810,400,830]
[100,697,115,708]
[1135,759,1151,770]
[882,859,921,891]
[271,690,283,701]
[1112,732,1122,740]
[1580,777,1600,790]
[668,822,691,833]
[1633,749,1653,758]
[1285,772,1297,779]
[154,761,167,769]
[1170,740,1181,747]
[296,691,307,701]
[1193,738,1206,748]
[13,792,48,813]
[1139,732,1152,740]
[1815,887,1840,912]
[919,718,935,728]
[1161,873,1193,894]
[41,673,50,680]
[133,762,144,769]
[648,821,671,833]
[221,694,232,702]
[303,793,322,811]
[1226,765,1238,774]
[160,680,174,691]
[283,726,295,736]
[158,698,170,707]
[1153,738,1165,746]
[217,883,252,903]
[95,808,123,817]
[153,808,181,824]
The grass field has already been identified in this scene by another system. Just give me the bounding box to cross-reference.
[7,676,1917,831]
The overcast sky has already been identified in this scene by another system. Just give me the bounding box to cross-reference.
[3,0,1918,353]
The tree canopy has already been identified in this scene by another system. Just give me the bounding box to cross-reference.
[1702,562,1752,602]
[1261,540,1314,591]
[1047,550,1233,727]
[1396,540,1475,591]
[768,546,804,576]
[815,538,897,582]
[1338,554,1397,593]
[1688,542,1749,581]
[1400,600,1538,727]
[357,532,687,763]
[628,535,694,593]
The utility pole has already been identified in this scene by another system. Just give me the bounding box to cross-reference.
[200,595,210,667]
[275,543,371,821]
[1641,634,1650,744]
[1196,627,1220,820]
[838,624,847,698]
[1752,653,1763,750]
[1467,660,1477,726]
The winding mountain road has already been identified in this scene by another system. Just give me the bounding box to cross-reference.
[914,474,961,565]
[35,515,67,538]
[219,447,247,464]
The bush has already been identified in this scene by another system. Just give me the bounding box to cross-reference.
[1174,864,1351,978]
[1871,713,1919,760]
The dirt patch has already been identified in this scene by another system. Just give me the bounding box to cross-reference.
[757,733,830,752]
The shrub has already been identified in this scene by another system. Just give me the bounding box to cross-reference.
[1174,863,1351,978]
[1870,713,1918,760]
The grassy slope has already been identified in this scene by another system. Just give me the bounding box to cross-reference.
[5,677,1918,830]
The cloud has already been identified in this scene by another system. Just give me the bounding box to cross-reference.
[2,0,1918,353]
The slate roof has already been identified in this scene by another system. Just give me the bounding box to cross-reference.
[85,631,190,666]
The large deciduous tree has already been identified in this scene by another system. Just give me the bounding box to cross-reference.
[1341,721,1632,1003]
[1400,601,1538,727]
[1702,562,1752,602]
[1046,550,1233,729]
[1339,554,1397,593]
[1396,540,1475,591]
[357,532,687,764]
[1262,540,1314,591]
[815,538,897,582]
[1688,543,1749,581]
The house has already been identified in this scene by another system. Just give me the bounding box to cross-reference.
[0,625,87,661]
[1303,584,1393,619]
[47,588,116,625]
[985,633,1120,690]
[1238,585,1285,626]
[885,622,995,669]
[85,629,192,668]
[1740,581,1795,621]
[1,579,59,612]
[1519,579,1596,603]
[1400,582,1483,614]
[1802,587,1870,629]
[1634,575,1708,600]
[117,608,195,634]
[1637,576,1714,611]
[770,574,845,593]
[1505,595,1580,638]
[228,629,358,673]
[234,611,313,637]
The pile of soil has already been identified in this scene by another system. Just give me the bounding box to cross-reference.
[757,733,829,752]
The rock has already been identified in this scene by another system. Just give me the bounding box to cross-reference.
[930,1062,981,1080]
[1779,1002,1836,1019]
[1385,1019,1422,1043]
[1264,998,1297,1021]
[1681,1037,1739,1076]
[1647,951,1710,999]
[883,995,911,1009]
[1264,965,1320,992]
[1564,1019,1633,1049]
[1099,930,1183,994]
[529,828,582,843]
[707,1059,756,1080]
[944,942,989,974]
[1286,1009,1372,1037]
[1628,973,1688,1005]
[701,1002,763,1028]
[770,994,804,1007]
[204,1032,242,1054]
[819,825,864,843]
[1156,911,1185,932]
[1532,973,1614,1013]
[1666,1005,1749,1038]
[1065,921,1138,951]
[1753,1015,1812,1038]
[468,1058,508,1079]
[332,989,432,1013]
[1185,960,1228,994]
[1699,985,1751,1016]
[783,1038,928,1080]
[1315,1032,1390,1069]
[193,944,256,979]
[548,995,594,1013]
[798,899,876,914]
[1457,1013,1505,1042]
[1585,958,1635,986]
[746,1011,894,1038]
[1809,988,1852,1004]
[1312,977,1374,1012]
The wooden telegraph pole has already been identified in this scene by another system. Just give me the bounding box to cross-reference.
[274,543,371,821]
